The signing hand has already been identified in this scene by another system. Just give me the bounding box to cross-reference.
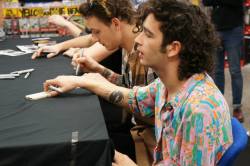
[43,73,113,97]
[71,50,81,68]
[72,53,103,73]
[43,75,82,97]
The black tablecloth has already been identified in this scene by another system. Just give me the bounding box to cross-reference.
[0,38,114,166]
[1,37,124,126]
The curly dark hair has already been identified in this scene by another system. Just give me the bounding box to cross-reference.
[136,0,219,80]
[79,0,136,26]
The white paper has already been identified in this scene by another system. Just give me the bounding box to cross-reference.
[0,49,29,56]
[16,45,38,53]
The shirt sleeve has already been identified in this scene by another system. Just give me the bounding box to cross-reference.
[128,79,159,117]
[180,99,233,166]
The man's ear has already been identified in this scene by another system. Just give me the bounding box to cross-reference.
[166,41,181,58]
[111,18,121,31]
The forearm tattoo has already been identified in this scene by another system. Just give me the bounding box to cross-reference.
[116,76,123,86]
[102,68,112,78]
[109,91,124,104]
[102,68,123,86]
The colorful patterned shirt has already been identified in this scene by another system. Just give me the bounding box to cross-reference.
[128,73,233,166]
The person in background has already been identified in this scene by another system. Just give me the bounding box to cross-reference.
[0,0,6,41]
[203,0,245,122]
[43,0,233,165]
[48,15,83,38]
[47,14,84,57]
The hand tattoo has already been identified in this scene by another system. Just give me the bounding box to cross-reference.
[109,91,124,104]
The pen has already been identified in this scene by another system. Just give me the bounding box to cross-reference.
[24,72,30,79]
[0,73,19,79]
[11,68,34,74]
[0,75,15,79]
[48,85,63,93]
[0,73,19,77]
[75,49,84,76]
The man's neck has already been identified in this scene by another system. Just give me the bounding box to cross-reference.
[120,23,137,52]
[156,62,187,100]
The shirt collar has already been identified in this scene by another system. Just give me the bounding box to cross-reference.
[165,73,207,110]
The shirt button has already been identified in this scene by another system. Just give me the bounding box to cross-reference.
[166,105,173,111]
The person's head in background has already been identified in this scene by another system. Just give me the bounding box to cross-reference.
[135,0,219,80]
[79,0,137,51]
[0,0,6,41]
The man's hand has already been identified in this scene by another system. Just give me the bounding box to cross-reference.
[43,75,82,96]
[63,48,81,58]
[43,73,112,96]
[112,150,137,166]
[71,50,80,68]
[48,15,71,28]
[44,73,130,107]
[72,54,103,73]
[32,45,61,59]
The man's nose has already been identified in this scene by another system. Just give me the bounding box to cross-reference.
[135,32,143,46]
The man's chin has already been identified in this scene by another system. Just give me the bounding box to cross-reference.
[106,46,117,51]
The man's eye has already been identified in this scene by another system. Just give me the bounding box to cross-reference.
[85,28,91,34]
[142,28,152,38]
[93,30,100,35]
[145,32,152,38]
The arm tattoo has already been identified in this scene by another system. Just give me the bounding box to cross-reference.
[102,68,124,86]
[116,76,123,86]
[109,91,124,104]
[102,68,112,78]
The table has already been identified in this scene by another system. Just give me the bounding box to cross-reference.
[0,38,114,166]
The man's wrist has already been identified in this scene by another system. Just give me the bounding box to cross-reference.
[97,65,106,75]
[56,43,65,52]
[75,76,85,88]
[63,20,72,28]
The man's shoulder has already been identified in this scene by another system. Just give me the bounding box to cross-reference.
[183,76,229,114]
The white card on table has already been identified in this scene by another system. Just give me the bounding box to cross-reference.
[0,49,28,56]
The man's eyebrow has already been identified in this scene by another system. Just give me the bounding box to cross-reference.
[143,26,154,36]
